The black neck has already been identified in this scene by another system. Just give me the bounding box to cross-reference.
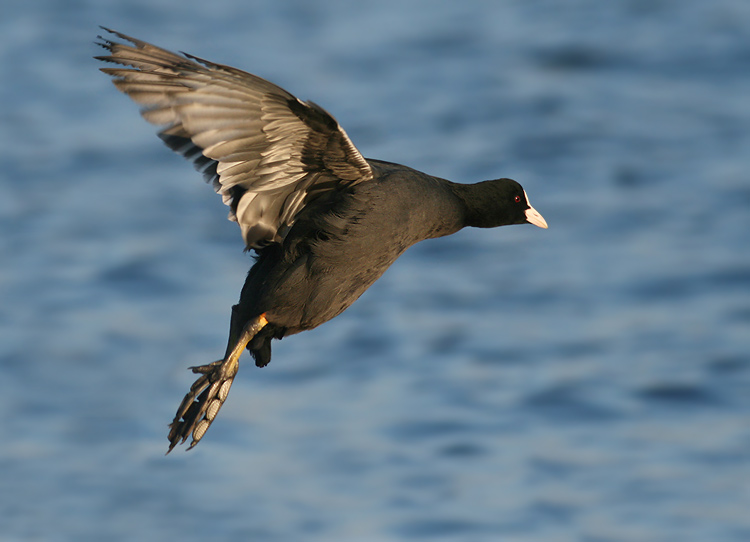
[450,181,512,229]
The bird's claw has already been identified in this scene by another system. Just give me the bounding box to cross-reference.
[167,358,238,453]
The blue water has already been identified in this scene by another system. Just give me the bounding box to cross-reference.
[2,1,749,540]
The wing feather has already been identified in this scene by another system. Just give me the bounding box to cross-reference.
[96,27,373,249]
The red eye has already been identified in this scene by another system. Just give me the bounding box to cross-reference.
[514,195,522,203]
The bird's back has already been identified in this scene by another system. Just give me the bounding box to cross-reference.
[238,160,467,335]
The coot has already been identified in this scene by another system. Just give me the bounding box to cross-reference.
[96,28,548,452]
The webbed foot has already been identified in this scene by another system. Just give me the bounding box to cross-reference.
[167,313,268,452]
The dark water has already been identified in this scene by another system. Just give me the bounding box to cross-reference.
[2,1,749,540]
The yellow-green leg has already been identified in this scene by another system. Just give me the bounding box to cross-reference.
[167,313,268,453]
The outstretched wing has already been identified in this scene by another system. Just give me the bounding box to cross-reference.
[96,27,373,249]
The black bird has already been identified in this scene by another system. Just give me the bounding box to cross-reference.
[95,28,548,452]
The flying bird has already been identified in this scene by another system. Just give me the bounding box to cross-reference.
[95,28,548,452]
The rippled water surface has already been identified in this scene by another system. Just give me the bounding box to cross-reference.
[2,1,749,540]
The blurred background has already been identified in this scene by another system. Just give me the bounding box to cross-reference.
[1,0,749,540]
